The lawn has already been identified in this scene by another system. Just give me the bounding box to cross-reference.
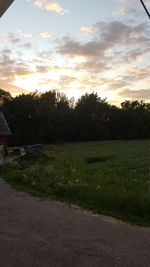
[1,139,150,226]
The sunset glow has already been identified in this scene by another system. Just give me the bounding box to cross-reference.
[0,0,150,105]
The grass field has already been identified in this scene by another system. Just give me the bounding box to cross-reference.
[1,139,150,226]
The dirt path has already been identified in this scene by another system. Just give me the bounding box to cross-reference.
[0,178,150,267]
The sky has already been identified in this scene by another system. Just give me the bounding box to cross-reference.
[0,0,150,105]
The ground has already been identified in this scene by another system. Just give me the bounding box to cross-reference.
[0,178,150,267]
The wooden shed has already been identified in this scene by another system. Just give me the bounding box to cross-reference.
[0,112,11,157]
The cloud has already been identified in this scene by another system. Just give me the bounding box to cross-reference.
[112,8,126,17]
[75,60,110,73]
[17,30,32,39]
[0,83,28,97]
[1,49,12,55]
[118,88,150,99]
[58,75,76,86]
[146,1,150,7]
[120,67,150,83]
[115,0,150,19]
[122,47,150,63]
[54,74,103,92]
[53,18,150,102]
[0,50,34,96]
[19,42,32,49]
[36,65,49,73]
[1,9,150,104]
[6,32,15,39]
[5,32,21,44]
[103,79,131,91]
[80,26,97,34]
[0,32,33,45]
[56,21,150,59]
[37,32,54,38]
[33,0,69,15]
[56,37,106,58]
[0,54,33,78]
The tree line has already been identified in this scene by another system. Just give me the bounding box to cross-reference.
[1,88,150,146]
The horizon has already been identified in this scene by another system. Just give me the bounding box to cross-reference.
[0,0,150,105]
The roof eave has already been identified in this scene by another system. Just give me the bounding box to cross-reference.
[0,0,14,17]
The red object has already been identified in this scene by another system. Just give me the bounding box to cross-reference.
[0,136,8,156]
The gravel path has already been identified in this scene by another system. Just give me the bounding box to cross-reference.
[0,178,150,267]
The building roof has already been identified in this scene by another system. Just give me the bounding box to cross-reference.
[0,112,11,136]
[0,0,14,18]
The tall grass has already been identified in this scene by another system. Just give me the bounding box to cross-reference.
[1,140,150,225]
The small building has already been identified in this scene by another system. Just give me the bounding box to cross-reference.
[0,112,11,159]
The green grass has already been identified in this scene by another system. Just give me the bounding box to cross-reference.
[1,140,150,226]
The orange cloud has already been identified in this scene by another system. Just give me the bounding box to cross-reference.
[33,0,69,15]
[37,32,54,38]
[80,26,97,34]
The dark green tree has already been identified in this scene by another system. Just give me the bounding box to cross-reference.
[74,93,111,141]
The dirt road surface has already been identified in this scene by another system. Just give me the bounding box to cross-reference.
[0,178,150,267]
